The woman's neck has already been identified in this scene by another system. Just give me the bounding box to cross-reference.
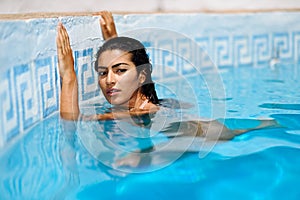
[128,90,147,110]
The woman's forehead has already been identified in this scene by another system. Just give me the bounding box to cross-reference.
[98,49,132,66]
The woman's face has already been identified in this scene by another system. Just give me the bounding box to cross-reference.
[96,49,142,106]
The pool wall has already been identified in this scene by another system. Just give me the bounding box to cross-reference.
[1,12,300,148]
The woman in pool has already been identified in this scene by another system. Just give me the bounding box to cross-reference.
[57,11,159,121]
[56,11,279,141]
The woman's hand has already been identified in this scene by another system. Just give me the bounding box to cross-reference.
[94,11,118,40]
[56,22,76,79]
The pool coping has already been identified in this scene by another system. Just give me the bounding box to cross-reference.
[1,8,300,20]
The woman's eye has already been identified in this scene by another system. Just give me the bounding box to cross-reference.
[116,69,127,73]
[98,71,107,76]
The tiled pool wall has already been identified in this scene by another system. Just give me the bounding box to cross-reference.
[0,12,300,148]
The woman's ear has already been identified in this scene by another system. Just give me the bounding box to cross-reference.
[139,69,146,84]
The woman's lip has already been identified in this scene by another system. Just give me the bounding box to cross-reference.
[106,88,121,96]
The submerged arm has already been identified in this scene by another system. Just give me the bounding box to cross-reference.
[80,107,159,121]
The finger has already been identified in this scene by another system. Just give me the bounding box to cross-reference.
[99,15,106,26]
[101,10,108,21]
[94,11,107,27]
[58,25,67,55]
[99,14,109,36]
[99,12,108,33]
[56,23,61,47]
[106,11,114,23]
[101,11,112,25]
[56,23,64,53]
[61,25,71,54]
[105,11,114,25]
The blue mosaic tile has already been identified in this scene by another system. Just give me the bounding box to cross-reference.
[13,64,39,131]
[252,34,271,66]
[233,35,252,67]
[75,48,100,101]
[35,57,59,118]
[292,32,300,63]
[0,69,19,142]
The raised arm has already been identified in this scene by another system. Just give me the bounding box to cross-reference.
[56,21,126,121]
[56,22,80,120]
[94,11,118,40]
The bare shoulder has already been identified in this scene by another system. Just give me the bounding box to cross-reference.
[140,102,160,114]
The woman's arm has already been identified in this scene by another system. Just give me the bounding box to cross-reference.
[78,106,159,121]
[56,12,118,120]
[56,22,80,120]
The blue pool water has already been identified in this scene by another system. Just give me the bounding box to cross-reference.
[1,63,300,199]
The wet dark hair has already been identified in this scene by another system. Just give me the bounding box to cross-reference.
[95,36,159,104]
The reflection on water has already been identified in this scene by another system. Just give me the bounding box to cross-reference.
[0,115,68,199]
[77,101,200,173]
[77,100,298,173]
[1,113,300,199]
[1,107,300,198]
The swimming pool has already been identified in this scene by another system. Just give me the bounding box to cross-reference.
[1,12,300,199]
[1,62,300,199]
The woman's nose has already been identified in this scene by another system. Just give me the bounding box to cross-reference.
[106,70,115,85]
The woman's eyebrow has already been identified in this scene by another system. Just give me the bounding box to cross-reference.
[96,63,130,71]
[96,66,107,71]
[111,63,130,68]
